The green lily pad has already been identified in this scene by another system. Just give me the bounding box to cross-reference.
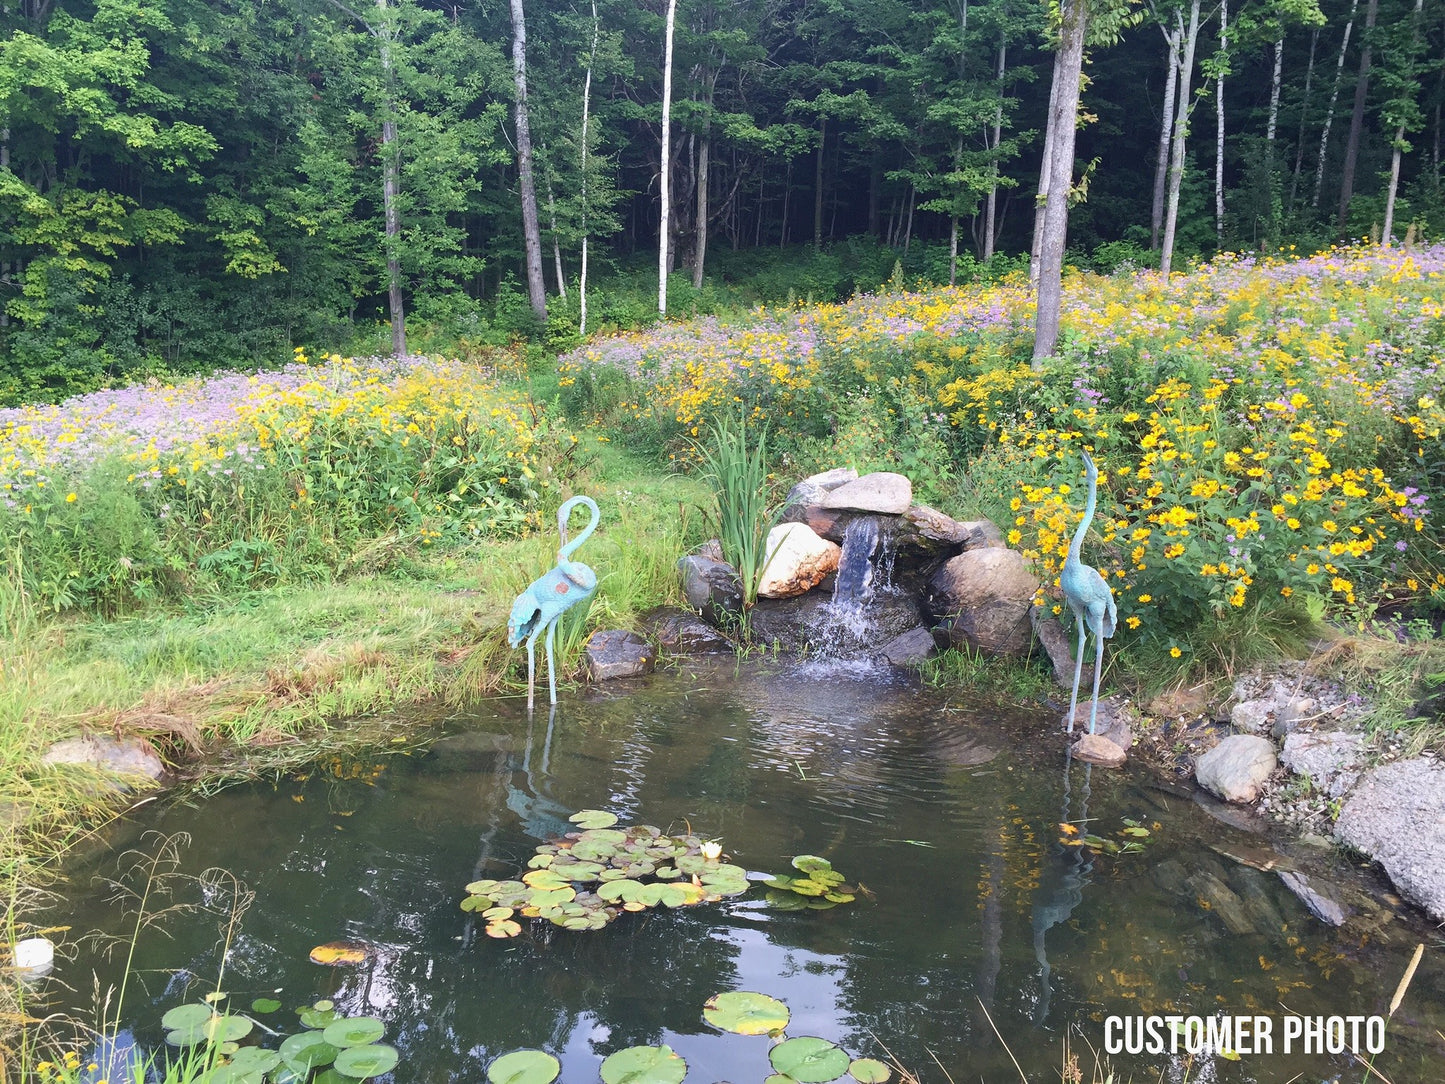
[485,919,523,938]
[599,1045,687,1084]
[569,809,619,829]
[323,1017,386,1047]
[250,998,283,1015]
[202,1065,264,1084]
[161,1004,213,1031]
[597,878,647,903]
[230,1048,283,1074]
[765,1076,798,1084]
[764,890,810,911]
[527,886,577,908]
[769,1037,850,1083]
[522,869,573,891]
[333,1043,399,1079]
[487,1049,562,1084]
[206,1015,254,1043]
[527,854,556,869]
[791,855,832,874]
[279,1031,339,1070]
[702,991,790,1035]
[299,1005,342,1029]
[848,1058,891,1083]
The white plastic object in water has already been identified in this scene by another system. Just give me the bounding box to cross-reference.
[12,937,54,981]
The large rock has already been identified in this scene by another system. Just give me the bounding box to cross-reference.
[821,471,913,514]
[678,553,743,620]
[874,626,937,667]
[1194,734,1277,804]
[928,548,1039,658]
[1029,607,1075,687]
[1065,695,1135,750]
[1277,869,1352,927]
[899,506,1003,551]
[783,468,858,509]
[646,609,734,654]
[1280,730,1365,798]
[583,630,655,681]
[41,736,166,790]
[749,590,923,654]
[1335,758,1445,921]
[1071,733,1127,767]
[756,522,841,599]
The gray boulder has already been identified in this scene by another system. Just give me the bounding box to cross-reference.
[1277,869,1352,927]
[41,736,166,790]
[1335,758,1445,921]
[928,548,1039,658]
[821,471,913,514]
[1280,730,1365,798]
[749,590,923,654]
[875,626,938,667]
[1071,733,1127,767]
[647,609,734,654]
[678,553,743,620]
[899,506,1003,551]
[1194,734,1278,803]
[1029,607,1076,688]
[783,468,858,509]
[583,630,656,681]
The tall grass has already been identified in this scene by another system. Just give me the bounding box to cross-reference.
[693,412,779,607]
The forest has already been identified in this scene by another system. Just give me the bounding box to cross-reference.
[1,0,1442,401]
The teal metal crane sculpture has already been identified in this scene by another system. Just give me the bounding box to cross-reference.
[1061,452,1117,734]
[508,496,600,712]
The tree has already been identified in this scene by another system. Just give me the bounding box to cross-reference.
[659,0,677,315]
[509,0,549,322]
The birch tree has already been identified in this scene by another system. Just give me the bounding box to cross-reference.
[509,0,548,322]
[659,0,677,315]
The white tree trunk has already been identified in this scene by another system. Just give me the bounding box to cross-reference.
[1031,43,1067,287]
[658,0,677,315]
[1160,0,1202,276]
[509,0,548,322]
[1215,0,1227,246]
[984,38,1006,261]
[1383,0,1426,242]
[1265,38,1283,161]
[578,0,598,336]
[544,164,567,300]
[1314,0,1358,208]
[1151,24,1181,251]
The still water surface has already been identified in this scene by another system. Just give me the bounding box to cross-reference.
[59,660,1445,1083]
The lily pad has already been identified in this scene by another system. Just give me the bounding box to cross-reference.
[279,1031,339,1071]
[702,991,790,1035]
[322,1017,386,1047]
[487,1050,562,1084]
[299,1005,342,1029]
[485,919,523,938]
[848,1058,891,1083]
[599,1045,687,1084]
[161,1004,213,1031]
[769,1037,850,1083]
[569,809,618,829]
[333,1043,399,1079]
[597,879,647,904]
[522,869,573,891]
[765,1076,798,1084]
[250,998,283,1015]
[230,1048,283,1075]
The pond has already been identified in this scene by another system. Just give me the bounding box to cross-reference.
[54,659,1445,1084]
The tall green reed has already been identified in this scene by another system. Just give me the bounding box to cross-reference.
[693,412,779,608]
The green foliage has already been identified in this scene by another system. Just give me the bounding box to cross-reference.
[693,412,780,608]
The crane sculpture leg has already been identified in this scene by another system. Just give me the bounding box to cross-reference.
[507,497,601,713]
[1059,452,1117,735]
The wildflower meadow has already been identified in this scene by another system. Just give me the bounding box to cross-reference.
[0,351,572,613]
[563,243,1445,650]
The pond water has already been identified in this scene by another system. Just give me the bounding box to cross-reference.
[55,659,1445,1084]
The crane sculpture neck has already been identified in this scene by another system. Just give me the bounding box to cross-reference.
[558,496,600,561]
[1068,453,1098,561]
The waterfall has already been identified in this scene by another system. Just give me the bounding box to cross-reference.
[805,515,900,663]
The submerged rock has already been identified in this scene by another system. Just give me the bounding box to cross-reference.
[1335,758,1445,922]
[41,736,166,789]
[1278,869,1352,927]
[1194,735,1277,804]
[749,590,924,655]
[1184,869,1257,935]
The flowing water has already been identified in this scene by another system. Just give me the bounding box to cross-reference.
[52,661,1445,1084]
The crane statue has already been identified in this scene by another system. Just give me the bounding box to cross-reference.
[1061,452,1117,735]
[508,496,600,713]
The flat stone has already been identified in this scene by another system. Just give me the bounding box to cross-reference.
[875,626,937,667]
[821,471,913,514]
[756,522,841,599]
[1184,870,1257,935]
[1064,695,1134,749]
[648,610,734,654]
[1230,697,1275,735]
[1280,730,1365,798]
[928,548,1040,658]
[1146,685,1211,720]
[583,630,655,682]
[1278,869,1352,927]
[783,468,858,508]
[41,736,166,789]
[1071,733,1127,767]
[1029,607,1075,688]
[900,506,1003,550]
[1335,758,1445,922]
[424,731,516,772]
[1194,734,1277,804]
[1193,791,1269,834]
[1228,866,1288,936]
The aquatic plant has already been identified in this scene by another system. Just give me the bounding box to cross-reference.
[693,411,780,608]
[460,811,858,937]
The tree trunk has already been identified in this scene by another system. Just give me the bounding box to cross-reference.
[1033,0,1089,363]
[692,67,718,289]
[1337,0,1379,233]
[902,183,916,255]
[1160,0,1202,277]
[868,157,882,237]
[1383,0,1426,243]
[813,116,827,253]
[544,164,567,300]
[578,0,598,336]
[1031,41,1068,287]
[1265,38,1283,167]
[376,0,406,356]
[1151,24,1181,251]
[508,0,548,322]
[1314,0,1358,208]
[658,0,677,314]
[1288,27,1320,214]
[1215,0,1227,246]
[984,37,1006,261]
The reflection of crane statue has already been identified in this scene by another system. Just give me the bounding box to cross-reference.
[508,496,600,712]
[1032,751,1094,1025]
[1061,452,1117,735]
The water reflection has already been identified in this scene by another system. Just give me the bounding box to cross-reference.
[51,660,1445,1084]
